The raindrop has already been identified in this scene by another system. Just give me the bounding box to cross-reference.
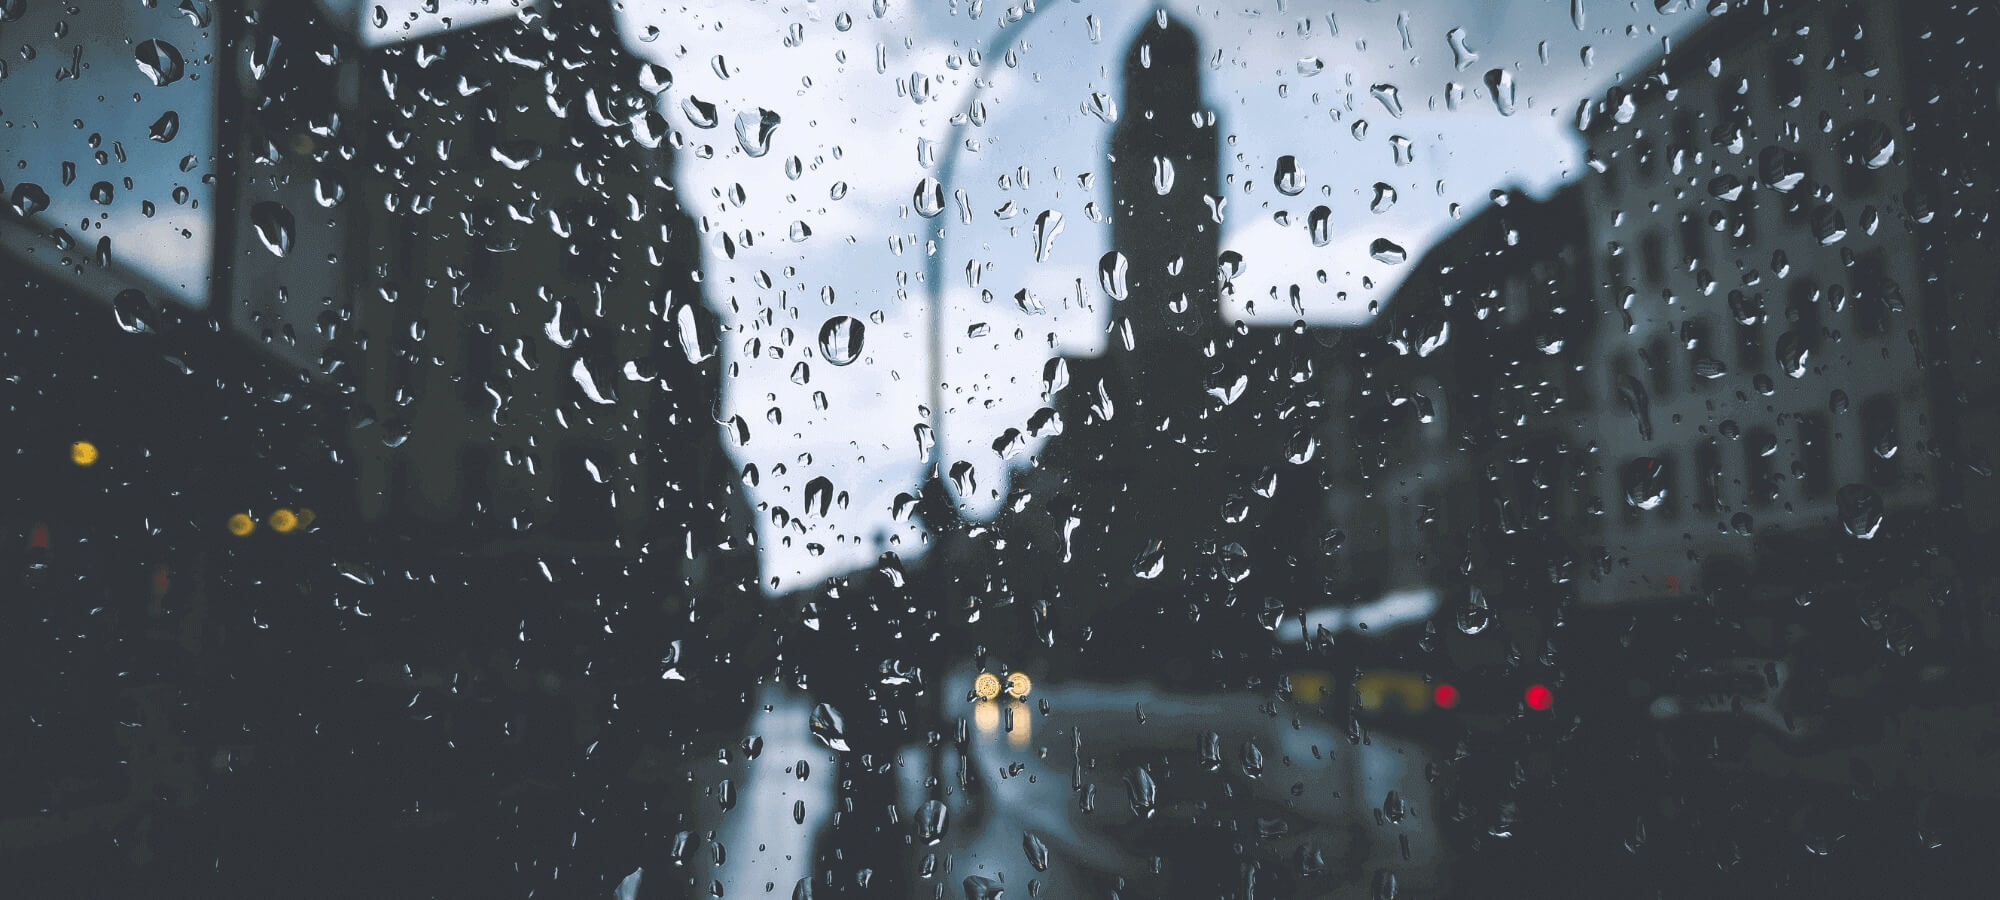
[134,40,185,87]
[1031,210,1064,262]
[1777,331,1810,378]
[918,799,949,845]
[1132,540,1166,579]
[1484,68,1516,116]
[734,108,781,158]
[1152,155,1175,195]
[314,169,347,208]
[1297,57,1325,76]
[1456,588,1493,634]
[8,181,49,217]
[89,182,114,205]
[1369,238,1407,265]
[680,95,719,128]
[1447,28,1479,70]
[1124,766,1158,818]
[818,316,864,366]
[1023,832,1050,871]
[1625,458,1669,510]
[1371,182,1398,213]
[1837,485,1884,539]
[1370,83,1405,118]
[1274,155,1306,196]
[913,177,946,217]
[147,110,180,143]
[250,201,295,257]
[112,289,156,335]
[1307,206,1333,247]
[809,702,851,752]
[1098,251,1130,301]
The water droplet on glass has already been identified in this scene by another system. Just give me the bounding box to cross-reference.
[9,181,50,217]
[112,289,156,335]
[1273,155,1306,196]
[1307,206,1333,247]
[1031,210,1064,262]
[1447,28,1479,70]
[1370,83,1405,118]
[147,110,180,143]
[1625,457,1669,510]
[250,201,295,257]
[1484,68,1516,116]
[314,169,347,208]
[918,799,949,845]
[734,108,780,158]
[1371,182,1398,213]
[1098,251,1130,300]
[1369,238,1407,265]
[1023,831,1050,871]
[809,702,851,752]
[680,95,718,128]
[1132,539,1166,579]
[913,176,946,217]
[818,316,864,366]
[1837,484,1884,539]
[1152,155,1176,195]
[1124,766,1158,818]
[134,40,185,87]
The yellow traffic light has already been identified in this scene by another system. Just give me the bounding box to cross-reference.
[973,672,1002,701]
[226,513,257,537]
[70,441,99,467]
[270,508,299,534]
[1004,672,1032,699]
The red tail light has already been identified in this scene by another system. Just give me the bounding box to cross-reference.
[1524,684,1554,711]
[1432,683,1461,710]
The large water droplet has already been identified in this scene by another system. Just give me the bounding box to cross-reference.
[1625,457,1669,510]
[147,110,180,143]
[1837,484,1884,539]
[918,799,949,845]
[818,316,864,366]
[1273,155,1306,196]
[1124,766,1158,818]
[734,107,780,158]
[680,95,718,128]
[1447,28,1479,70]
[134,40,185,87]
[314,169,347,208]
[913,177,946,217]
[1307,206,1333,247]
[1370,83,1405,118]
[9,181,50,217]
[1371,182,1398,213]
[1152,155,1176,195]
[1023,832,1050,872]
[1484,68,1516,116]
[1369,238,1407,265]
[1031,210,1064,262]
[809,702,850,752]
[1098,251,1130,300]
[112,289,156,335]
[250,201,295,257]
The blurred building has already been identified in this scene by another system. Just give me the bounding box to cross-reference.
[1342,0,2000,618]
[962,16,1338,687]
